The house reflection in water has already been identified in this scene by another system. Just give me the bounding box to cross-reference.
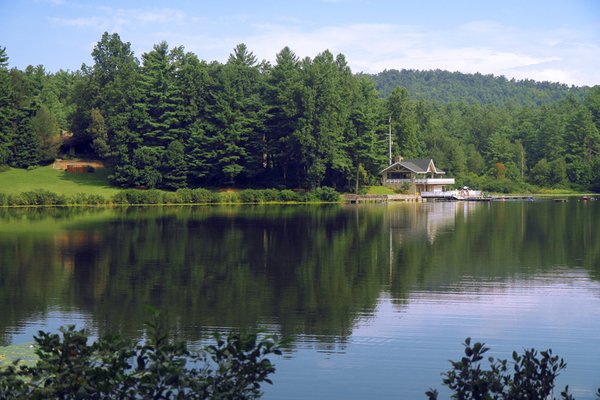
[386,201,484,244]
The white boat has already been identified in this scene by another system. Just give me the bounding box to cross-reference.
[421,187,491,201]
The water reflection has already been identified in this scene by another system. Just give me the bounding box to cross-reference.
[0,200,599,347]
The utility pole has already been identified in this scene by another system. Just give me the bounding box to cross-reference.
[388,115,392,165]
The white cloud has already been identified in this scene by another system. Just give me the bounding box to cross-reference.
[49,6,188,30]
[49,16,107,28]
[233,20,600,86]
[44,4,600,86]
[134,9,186,24]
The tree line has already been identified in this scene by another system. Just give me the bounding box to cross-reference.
[1,33,600,192]
[367,68,590,105]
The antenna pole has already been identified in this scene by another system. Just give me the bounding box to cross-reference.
[388,115,392,165]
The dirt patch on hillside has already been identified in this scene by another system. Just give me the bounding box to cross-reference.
[52,159,105,170]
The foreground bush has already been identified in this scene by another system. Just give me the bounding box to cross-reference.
[0,314,281,399]
[425,338,595,400]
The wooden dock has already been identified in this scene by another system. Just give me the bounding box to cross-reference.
[492,195,534,201]
[342,193,545,203]
[342,194,421,203]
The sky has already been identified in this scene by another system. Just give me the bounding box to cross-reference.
[1,0,599,86]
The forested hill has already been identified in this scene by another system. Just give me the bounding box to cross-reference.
[2,34,600,194]
[365,69,589,105]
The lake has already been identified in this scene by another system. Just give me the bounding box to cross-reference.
[0,200,599,398]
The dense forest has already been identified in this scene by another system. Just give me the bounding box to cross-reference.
[366,69,590,105]
[1,32,600,192]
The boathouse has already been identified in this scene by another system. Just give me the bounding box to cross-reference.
[381,157,455,195]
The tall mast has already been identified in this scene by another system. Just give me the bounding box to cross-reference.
[388,115,392,165]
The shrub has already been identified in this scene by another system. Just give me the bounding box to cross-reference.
[279,189,300,202]
[113,189,140,205]
[191,188,219,203]
[175,188,193,203]
[16,190,67,206]
[261,189,280,202]
[6,194,24,206]
[112,189,163,205]
[69,193,107,206]
[0,192,6,206]
[240,189,262,203]
[162,191,181,204]
[144,189,163,204]
[0,312,281,400]
[219,191,240,203]
[112,191,131,205]
[426,338,575,400]
[313,186,340,202]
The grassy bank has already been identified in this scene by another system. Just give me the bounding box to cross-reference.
[0,166,340,206]
[0,166,119,197]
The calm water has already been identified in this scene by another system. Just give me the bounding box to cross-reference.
[0,200,599,398]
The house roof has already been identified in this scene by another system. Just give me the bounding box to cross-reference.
[381,158,445,174]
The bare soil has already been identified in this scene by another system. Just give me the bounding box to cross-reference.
[52,159,105,170]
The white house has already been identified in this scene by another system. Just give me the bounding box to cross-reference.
[381,157,455,195]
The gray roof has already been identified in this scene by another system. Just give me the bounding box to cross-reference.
[381,158,445,174]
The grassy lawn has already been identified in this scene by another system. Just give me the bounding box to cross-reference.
[0,166,120,197]
[364,185,397,195]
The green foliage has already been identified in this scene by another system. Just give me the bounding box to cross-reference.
[0,185,338,207]
[426,338,574,400]
[190,188,219,203]
[368,69,587,106]
[112,189,157,205]
[68,192,107,206]
[312,186,341,202]
[0,314,281,399]
[88,108,110,158]
[3,33,600,193]
[5,189,66,206]
[30,105,60,163]
[278,189,301,202]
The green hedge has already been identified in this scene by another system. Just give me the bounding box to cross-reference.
[1,187,341,206]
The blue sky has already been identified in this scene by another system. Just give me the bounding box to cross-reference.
[1,0,599,86]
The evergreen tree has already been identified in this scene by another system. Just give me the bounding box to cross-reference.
[293,50,354,189]
[202,44,267,185]
[80,32,141,184]
[564,105,600,186]
[137,42,186,150]
[88,108,110,158]
[0,46,13,164]
[11,117,39,168]
[30,104,60,163]
[264,47,303,186]
[347,76,386,192]
[386,87,421,159]
[161,140,187,190]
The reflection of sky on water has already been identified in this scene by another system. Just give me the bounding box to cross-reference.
[6,309,94,345]
[2,202,599,399]
[266,269,600,400]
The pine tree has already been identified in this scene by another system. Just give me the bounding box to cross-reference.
[161,140,187,190]
[264,47,303,186]
[386,87,422,159]
[0,46,13,164]
[11,117,40,168]
[202,44,267,185]
[31,104,60,163]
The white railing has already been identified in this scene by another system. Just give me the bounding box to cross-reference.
[385,178,455,185]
